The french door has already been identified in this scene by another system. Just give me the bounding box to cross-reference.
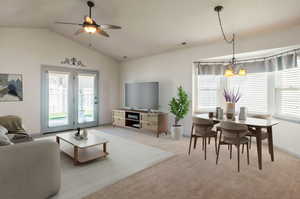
[41,66,99,133]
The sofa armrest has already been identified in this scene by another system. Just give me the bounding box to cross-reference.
[0,140,61,199]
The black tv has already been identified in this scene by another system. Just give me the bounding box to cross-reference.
[125,82,159,110]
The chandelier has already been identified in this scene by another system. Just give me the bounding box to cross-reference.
[214,5,246,77]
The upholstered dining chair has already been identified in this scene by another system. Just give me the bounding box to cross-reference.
[216,121,250,172]
[244,114,271,151]
[188,117,217,160]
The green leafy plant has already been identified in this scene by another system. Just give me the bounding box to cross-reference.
[169,86,190,126]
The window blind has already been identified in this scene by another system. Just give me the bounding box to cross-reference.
[276,67,300,118]
[197,75,221,110]
[228,73,268,114]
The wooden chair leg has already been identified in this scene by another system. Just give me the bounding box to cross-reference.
[237,144,240,172]
[202,137,204,151]
[216,134,222,164]
[214,136,217,155]
[249,136,252,149]
[208,136,211,144]
[204,137,207,160]
[247,142,250,165]
[230,145,232,160]
[194,137,198,149]
[188,125,194,155]
[188,135,193,155]
[242,144,244,154]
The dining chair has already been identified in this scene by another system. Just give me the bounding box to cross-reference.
[188,117,217,160]
[216,121,250,172]
[244,114,270,151]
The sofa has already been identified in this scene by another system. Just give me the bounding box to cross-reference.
[0,140,61,199]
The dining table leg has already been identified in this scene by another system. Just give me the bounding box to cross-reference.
[267,127,274,162]
[255,127,263,170]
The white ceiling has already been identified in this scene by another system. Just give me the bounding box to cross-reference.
[1,0,300,61]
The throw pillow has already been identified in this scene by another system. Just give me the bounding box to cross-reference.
[0,125,8,135]
[0,125,13,146]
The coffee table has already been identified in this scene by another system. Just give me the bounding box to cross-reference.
[56,132,109,165]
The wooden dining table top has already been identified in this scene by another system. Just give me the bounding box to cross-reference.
[193,113,280,127]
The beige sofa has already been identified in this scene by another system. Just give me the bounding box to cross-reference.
[0,140,61,199]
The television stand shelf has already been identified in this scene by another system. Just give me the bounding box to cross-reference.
[112,109,168,137]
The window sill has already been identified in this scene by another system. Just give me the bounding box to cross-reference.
[273,115,300,124]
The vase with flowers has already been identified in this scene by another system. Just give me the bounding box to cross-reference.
[223,88,242,119]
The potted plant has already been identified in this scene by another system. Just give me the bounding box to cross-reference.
[223,88,242,119]
[169,86,190,140]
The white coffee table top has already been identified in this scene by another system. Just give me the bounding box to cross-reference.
[57,132,108,149]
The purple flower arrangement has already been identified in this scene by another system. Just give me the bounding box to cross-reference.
[223,88,242,103]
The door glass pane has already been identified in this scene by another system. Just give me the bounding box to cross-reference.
[48,72,69,127]
[78,74,95,123]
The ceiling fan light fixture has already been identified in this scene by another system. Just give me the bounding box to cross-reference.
[55,0,121,38]
[84,25,97,33]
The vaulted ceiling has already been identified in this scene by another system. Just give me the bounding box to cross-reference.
[1,0,300,60]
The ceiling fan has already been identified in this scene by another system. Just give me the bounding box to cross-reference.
[55,1,121,37]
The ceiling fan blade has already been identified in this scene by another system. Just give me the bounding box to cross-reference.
[55,21,82,26]
[100,24,122,29]
[74,29,85,36]
[96,28,110,37]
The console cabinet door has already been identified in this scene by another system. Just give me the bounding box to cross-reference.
[113,110,125,119]
[141,121,157,131]
[113,110,125,126]
[113,118,125,126]
[141,113,158,122]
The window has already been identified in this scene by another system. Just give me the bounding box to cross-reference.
[197,75,221,111]
[228,73,268,114]
[194,63,300,121]
[275,67,300,119]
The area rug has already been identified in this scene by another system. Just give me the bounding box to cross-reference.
[38,130,173,199]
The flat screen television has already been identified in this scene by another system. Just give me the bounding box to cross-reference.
[125,82,159,110]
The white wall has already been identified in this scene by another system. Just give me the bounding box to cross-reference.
[0,28,120,133]
[121,25,300,157]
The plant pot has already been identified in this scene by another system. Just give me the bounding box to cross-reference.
[226,102,235,114]
[171,125,183,140]
[226,102,235,120]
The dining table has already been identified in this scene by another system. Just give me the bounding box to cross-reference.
[193,113,280,170]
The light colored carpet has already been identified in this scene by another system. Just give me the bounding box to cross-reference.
[38,129,173,199]
[85,126,300,199]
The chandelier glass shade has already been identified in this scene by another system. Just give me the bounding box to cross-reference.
[224,67,235,77]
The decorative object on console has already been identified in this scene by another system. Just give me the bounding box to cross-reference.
[0,74,23,102]
[223,88,242,120]
[61,57,86,67]
[169,86,190,140]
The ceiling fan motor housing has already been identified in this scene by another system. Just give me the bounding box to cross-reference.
[87,1,95,8]
[214,5,223,12]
